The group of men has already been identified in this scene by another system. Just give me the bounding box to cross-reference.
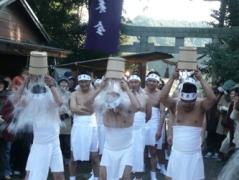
[9,65,216,180]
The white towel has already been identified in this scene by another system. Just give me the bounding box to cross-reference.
[26,142,64,180]
[71,115,98,161]
[101,126,133,180]
[166,125,204,180]
[132,112,146,172]
[145,107,160,146]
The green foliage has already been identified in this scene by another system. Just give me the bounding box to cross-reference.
[227,0,239,26]
[205,0,239,83]
[27,0,88,60]
[204,31,239,82]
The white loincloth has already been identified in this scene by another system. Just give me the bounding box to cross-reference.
[100,126,133,180]
[71,114,98,161]
[26,141,64,180]
[166,126,204,180]
[132,111,146,172]
[156,123,166,150]
[145,107,160,146]
[96,112,105,155]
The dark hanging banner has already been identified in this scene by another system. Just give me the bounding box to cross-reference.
[85,0,123,54]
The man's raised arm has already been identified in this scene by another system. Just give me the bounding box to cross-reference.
[121,80,141,112]
[194,69,217,111]
[159,68,178,112]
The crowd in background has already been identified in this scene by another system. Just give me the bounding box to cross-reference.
[0,68,239,180]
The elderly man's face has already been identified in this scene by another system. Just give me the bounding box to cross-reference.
[59,80,69,91]
[146,79,158,90]
[128,80,140,90]
[78,80,91,91]
[181,99,196,112]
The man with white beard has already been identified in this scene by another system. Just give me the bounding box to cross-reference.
[144,71,166,180]
[11,74,65,180]
[128,74,151,180]
[10,51,65,180]
[94,78,140,180]
[69,72,100,180]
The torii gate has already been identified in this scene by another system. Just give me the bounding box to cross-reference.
[120,24,233,54]
[119,24,236,78]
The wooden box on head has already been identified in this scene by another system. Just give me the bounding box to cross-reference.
[105,57,126,79]
[177,47,197,71]
[29,51,48,75]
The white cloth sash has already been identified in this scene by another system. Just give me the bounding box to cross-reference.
[71,115,98,161]
[147,107,160,125]
[133,111,146,130]
[101,126,133,180]
[145,107,160,146]
[172,125,202,152]
[104,126,132,151]
[132,112,146,172]
[167,125,204,180]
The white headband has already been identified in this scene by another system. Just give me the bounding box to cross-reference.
[180,92,197,101]
[145,73,160,82]
[78,74,91,81]
[180,78,197,101]
[128,75,141,82]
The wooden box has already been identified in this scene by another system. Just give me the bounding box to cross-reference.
[105,57,125,79]
[177,47,197,70]
[29,51,48,75]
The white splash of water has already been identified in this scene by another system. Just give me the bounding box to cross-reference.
[94,79,131,117]
[9,75,60,133]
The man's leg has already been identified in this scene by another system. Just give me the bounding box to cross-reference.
[24,171,29,180]
[157,145,167,175]
[121,165,132,180]
[134,172,144,180]
[90,152,100,179]
[165,176,172,180]
[148,146,157,180]
[3,141,12,178]
[50,144,65,180]
[52,172,65,180]
[68,153,77,180]
[90,126,100,179]
[99,166,107,180]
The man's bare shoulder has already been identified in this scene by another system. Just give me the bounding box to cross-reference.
[70,91,79,98]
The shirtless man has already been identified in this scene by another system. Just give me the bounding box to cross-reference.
[160,67,216,180]
[128,74,151,180]
[144,71,166,180]
[94,78,140,180]
[11,74,64,180]
[69,73,99,180]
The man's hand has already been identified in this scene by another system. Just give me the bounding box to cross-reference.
[167,135,173,146]
[99,78,107,90]
[44,75,55,87]
[173,67,179,80]
[194,67,202,81]
[156,130,162,141]
[120,80,129,91]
